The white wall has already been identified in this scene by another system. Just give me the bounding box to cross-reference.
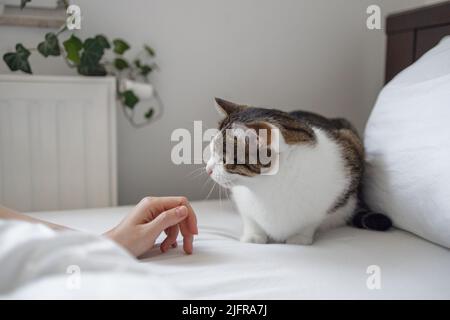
[0,0,430,204]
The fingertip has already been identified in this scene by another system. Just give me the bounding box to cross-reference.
[179,196,188,205]
[188,223,198,235]
[183,236,194,254]
[176,205,188,218]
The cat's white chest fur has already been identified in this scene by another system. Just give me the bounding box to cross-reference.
[230,129,354,244]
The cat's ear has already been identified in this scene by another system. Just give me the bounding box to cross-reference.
[214,98,244,116]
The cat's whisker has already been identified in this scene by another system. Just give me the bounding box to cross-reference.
[224,184,232,200]
[189,170,208,180]
[222,187,227,202]
[205,182,217,200]
[185,167,205,178]
[201,177,213,191]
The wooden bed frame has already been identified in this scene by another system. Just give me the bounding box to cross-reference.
[385,0,450,83]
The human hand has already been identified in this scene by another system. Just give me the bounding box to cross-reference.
[104,196,198,257]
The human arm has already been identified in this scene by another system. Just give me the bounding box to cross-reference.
[0,204,70,231]
[1,196,199,257]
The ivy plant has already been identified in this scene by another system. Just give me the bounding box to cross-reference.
[2,0,160,128]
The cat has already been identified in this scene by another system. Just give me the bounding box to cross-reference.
[206,98,392,245]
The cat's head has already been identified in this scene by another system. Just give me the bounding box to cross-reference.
[206,98,316,187]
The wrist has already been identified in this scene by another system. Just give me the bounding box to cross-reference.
[103,225,132,252]
[103,226,118,242]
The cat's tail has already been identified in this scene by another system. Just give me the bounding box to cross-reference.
[351,204,392,231]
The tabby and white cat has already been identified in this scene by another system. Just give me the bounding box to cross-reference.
[206,98,391,245]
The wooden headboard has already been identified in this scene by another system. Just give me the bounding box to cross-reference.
[385,1,450,83]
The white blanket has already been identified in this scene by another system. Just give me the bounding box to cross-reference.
[1,200,449,299]
[0,221,181,299]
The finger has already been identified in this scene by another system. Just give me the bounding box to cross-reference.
[164,228,177,249]
[132,197,189,225]
[181,200,199,235]
[147,196,190,213]
[148,205,188,233]
[165,228,178,249]
[146,196,198,235]
[179,220,194,255]
[160,224,179,253]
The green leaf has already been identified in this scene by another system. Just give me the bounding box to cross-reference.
[77,63,107,76]
[37,33,61,57]
[139,64,153,76]
[113,58,129,70]
[113,39,130,55]
[134,59,141,68]
[82,37,105,62]
[20,0,31,9]
[77,37,107,76]
[144,45,155,57]
[95,35,110,49]
[3,44,32,74]
[144,108,154,119]
[63,34,82,64]
[121,90,139,109]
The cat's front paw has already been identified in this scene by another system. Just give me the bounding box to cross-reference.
[240,233,268,244]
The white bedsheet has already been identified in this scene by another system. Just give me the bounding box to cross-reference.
[1,200,449,299]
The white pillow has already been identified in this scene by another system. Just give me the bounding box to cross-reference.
[364,36,450,248]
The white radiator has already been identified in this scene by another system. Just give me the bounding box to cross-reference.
[0,75,117,212]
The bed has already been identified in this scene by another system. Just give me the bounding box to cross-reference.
[0,200,442,299]
[385,0,450,83]
[1,2,450,300]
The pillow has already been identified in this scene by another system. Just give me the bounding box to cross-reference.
[364,36,450,248]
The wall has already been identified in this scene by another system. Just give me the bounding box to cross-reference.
[0,0,430,204]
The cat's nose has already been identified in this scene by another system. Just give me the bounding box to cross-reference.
[206,158,217,176]
[206,163,214,175]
